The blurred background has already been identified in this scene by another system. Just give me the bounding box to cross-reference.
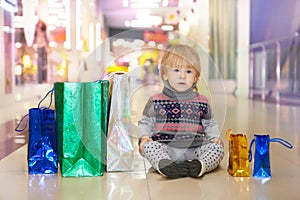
[0,0,300,105]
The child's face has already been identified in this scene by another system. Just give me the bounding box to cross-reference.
[163,65,197,92]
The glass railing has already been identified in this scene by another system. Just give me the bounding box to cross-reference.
[249,33,300,105]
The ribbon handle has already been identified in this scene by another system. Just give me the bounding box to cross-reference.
[102,72,115,81]
[15,87,54,132]
[270,138,293,149]
[38,87,54,109]
[248,138,256,162]
[15,114,29,132]
[225,128,233,141]
[248,137,293,162]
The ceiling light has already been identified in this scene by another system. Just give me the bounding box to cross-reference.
[162,0,169,7]
[15,42,22,48]
[161,25,174,31]
[129,16,162,28]
[136,9,151,19]
[122,0,129,7]
[124,20,131,27]
[130,1,159,8]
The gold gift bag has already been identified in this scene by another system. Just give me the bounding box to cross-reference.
[226,129,250,177]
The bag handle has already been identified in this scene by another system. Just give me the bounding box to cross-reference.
[248,138,256,162]
[15,87,54,132]
[225,128,233,141]
[102,72,115,81]
[15,114,29,132]
[248,137,293,162]
[100,71,127,82]
[269,138,293,149]
[38,87,54,109]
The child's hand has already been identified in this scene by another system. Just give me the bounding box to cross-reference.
[139,136,153,156]
[211,137,224,147]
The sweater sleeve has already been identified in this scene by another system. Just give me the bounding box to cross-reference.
[202,104,220,140]
[137,98,155,138]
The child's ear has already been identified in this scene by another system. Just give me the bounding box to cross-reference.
[163,74,168,81]
[194,74,200,82]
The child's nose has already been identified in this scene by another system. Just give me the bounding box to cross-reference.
[179,70,186,78]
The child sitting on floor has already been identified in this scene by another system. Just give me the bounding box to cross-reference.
[138,44,224,178]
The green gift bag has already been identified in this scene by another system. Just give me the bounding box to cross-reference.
[54,81,109,177]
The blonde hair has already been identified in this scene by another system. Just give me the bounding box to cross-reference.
[159,44,201,81]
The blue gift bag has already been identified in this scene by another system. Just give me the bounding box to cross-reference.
[248,134,293,178]
[16,88,58,174]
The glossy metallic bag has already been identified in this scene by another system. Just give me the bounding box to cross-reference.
[226,129,250,177]
[107,73,134,172]
[15,89,58,174]
[54,81,109,177]
[249,134,293,178]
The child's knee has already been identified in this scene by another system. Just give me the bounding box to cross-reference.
[142,141,155,149]
[141,141,155,154]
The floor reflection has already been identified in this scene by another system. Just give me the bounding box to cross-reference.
[0,117,28,160]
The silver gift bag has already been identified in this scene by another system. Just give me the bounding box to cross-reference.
[107,73,134,172]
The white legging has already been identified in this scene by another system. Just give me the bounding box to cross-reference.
[142,141,224,173]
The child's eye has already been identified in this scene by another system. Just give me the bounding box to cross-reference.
[173,68,180,72]
[186,69,193,74]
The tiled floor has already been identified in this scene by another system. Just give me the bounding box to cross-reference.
[0,84,300,200]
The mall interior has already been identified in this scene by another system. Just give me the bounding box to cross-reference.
[0,0,300,199]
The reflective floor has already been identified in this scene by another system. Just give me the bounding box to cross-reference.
[0,84,300,200]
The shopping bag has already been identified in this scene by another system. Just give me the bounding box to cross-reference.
[226,129,251,177]
[54,81,109,177]
[106,73,134,172]
[15,88,58,174]
[248,134,293,178]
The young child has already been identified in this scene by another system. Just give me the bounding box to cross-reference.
[138,44,224,179]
